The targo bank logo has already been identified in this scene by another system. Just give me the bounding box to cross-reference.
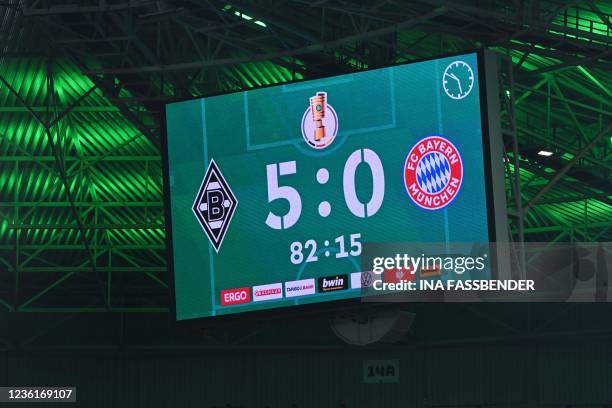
[285,278,316,298]
[318,274,349,292]
[403,135,463,210]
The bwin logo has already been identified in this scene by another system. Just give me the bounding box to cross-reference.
[323,277,343,287]
[318,274,348,292]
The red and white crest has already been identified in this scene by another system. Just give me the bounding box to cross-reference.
[403,136,463,210]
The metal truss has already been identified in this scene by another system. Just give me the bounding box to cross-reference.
[0,55,168,313]
[0,0,609,314]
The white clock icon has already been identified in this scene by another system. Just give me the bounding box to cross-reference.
[442,60,474,100]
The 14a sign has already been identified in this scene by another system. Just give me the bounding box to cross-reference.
[363,360,399,384]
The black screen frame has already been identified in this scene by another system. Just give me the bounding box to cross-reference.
[161,48,500,327]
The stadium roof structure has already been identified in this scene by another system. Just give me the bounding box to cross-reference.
[0,0,609,322]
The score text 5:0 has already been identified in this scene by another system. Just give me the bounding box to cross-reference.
[265,149,385,230]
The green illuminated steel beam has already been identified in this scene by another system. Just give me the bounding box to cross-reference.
[525,122,612,211]
[17,307,169,313]
[0,245,164,250]
[0,106,119,112]
[585,0,612,32]
[517,126,612,171]
[0,297,14,312]
[18,271,78,309]
[520,220,612,234]
[0,156,160,162]
[10,223,164,230]
[20,267,165,272]
[82,7,449,74]
[2,62,110,309]
[0,202,163,207]
[577,65,611,98]
[2,1,611,314]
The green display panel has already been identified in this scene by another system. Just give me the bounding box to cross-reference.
[165,52,494,321]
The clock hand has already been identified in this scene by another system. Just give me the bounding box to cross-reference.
[457,80,463,95]
[445,72,460,82]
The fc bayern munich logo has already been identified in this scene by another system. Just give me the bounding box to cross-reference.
[403,135,463,210]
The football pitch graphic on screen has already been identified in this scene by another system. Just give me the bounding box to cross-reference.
[165,52,495,321]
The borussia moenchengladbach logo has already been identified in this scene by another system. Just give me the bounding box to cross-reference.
[192,159,238,252]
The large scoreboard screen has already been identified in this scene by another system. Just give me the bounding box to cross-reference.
[164,51,501,321]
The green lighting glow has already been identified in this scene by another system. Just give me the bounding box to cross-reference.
[538,150,554,157]
[232,10,267,27]
[235,11,252,20]
[550,8,610,39]
[561,153,575,160]
[577,65,611,97]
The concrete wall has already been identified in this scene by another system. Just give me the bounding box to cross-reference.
[1,342,610,408]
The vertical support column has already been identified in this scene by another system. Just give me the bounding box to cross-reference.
[14,160,19,309]
[507,58,527,279]
[546,78,551,141]
[42,57,108,309]
[483,50,512,279]
[144,159,150,222]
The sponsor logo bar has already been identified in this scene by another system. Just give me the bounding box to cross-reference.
[318,274,349,292]
[253,282,283,302]
[420,266,443,278]
[350,272,362,289]
[351,271,377,289]
[285,278,316,298]
[384,267,416,283]
[220,287,251,306]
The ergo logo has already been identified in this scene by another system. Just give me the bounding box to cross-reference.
[220,287,250,306]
